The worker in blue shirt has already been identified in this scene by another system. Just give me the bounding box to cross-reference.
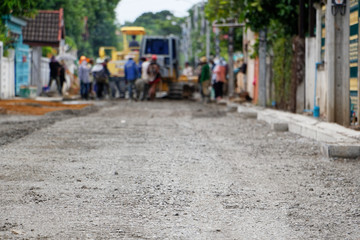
[124,55,139,100]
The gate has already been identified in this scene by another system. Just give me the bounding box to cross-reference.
[14,41,30,95]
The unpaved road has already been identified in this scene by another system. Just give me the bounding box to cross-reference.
[0,100,359,239]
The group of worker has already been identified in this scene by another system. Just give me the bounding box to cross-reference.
[183,56,227,102]
[76,56,110,100]
[75,54,161,101]
[49,52,227,102]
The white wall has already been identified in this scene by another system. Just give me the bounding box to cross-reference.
[305,37,327,116]
[318,69,327,116]
[305,38,316,110]
[0,47,15,99]
[40,57,50,88]
[30,47,42,95]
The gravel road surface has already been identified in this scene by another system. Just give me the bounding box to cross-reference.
[0,100,359,239]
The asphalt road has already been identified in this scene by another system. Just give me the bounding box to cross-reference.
[0,100,359,239]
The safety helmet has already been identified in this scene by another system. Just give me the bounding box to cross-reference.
[80,56,86,64]
[151,55,157,60]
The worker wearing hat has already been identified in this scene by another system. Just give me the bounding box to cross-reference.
[79,55,87,64]
[79,55,91,99]
[199,56,211,102]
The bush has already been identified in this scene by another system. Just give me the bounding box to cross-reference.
[272,37,292,109]
[42,47,53,57]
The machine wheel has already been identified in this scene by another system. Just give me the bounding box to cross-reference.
[168,83,184,99]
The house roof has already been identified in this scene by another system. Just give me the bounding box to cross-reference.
[23,9,65,47]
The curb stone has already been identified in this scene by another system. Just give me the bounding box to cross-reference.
[233,102,360,159]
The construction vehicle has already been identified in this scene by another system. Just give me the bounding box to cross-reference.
[98,26,197,98]
[140,35,197,98]
[98,27,146,78]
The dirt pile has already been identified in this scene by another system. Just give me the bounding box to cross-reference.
[0,99,90,115]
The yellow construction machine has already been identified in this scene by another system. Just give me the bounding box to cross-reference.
[98,26,197,98]
[98,26,146,78]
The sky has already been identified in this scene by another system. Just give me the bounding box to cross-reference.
[115,0,204,24]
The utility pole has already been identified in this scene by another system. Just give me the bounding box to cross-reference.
[187,16,193,64]
[201,0,210,60]
[325,1,350,126]
[258,29,267,107]
[215,27,220,58]
[206,20,210,60]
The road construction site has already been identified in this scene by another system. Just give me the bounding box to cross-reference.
[0,100,359,239]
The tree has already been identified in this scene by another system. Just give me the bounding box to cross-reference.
[205,0,244,55]
[206,0,304,109]
[36,0,120,57]
[123,10,182,37]
[1,0,42,16]
[241,0,298,35]
[206,0,243,22]
[0,0,43,52]
[82,0,119,56]
[206,0,299,54]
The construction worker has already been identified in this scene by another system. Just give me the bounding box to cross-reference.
[129,35,140,48]
[147,55,161,100]
[199,56,211,102]
[78,56,90,100]
[135,57,150,101]
[124,54,139,100]
[48,56,62,95]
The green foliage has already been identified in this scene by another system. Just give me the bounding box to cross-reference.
[190,28,206,61]
[272,37,292,108]
[0,0,42,17]
[0,21,10,56]
[42,46,52,57]
[82,0,118,56]
[123,10,182,37]
[205,0,244,22]
[0,18,12,55]
[78,41,91,58]
[242,0,298,35]
[205,0,299,44]
[65,36,77,50]
[249,19,290,59]
[0,0,42,52]
[36,0,120,57]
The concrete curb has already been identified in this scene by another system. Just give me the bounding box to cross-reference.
[235,103,360,159]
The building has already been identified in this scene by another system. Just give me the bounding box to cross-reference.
[2,15,30,96]
[23,8,65,94]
